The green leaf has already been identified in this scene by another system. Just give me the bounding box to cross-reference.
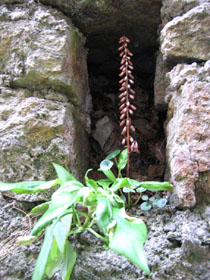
[100,159,114,171]
[30,202,50,217]
[61,241,77,280]
[105,150,120,160]
[136,187,146,193]
[149,196,156,202]
[137,181,173,192]
[99,160,115,182]
[52,163,77,184]
[123,187,135,193]
[142,195,149,201]
[45,238,63,278]
[140,202,152,211]
[59,180,84,190]
[111,178,142,192]
[109,208,150,275]
[97,179,112,189]
[127,178,142,188]
[117,149,128,171]
[0,179,58,194]
[53,214,72,253]
[152,199,159,206]
[31,189,79,236]
[51,186,80,206]
[110,178,130,192]
[96,197,113,233]
[85,169,98,190]
[157,198,167,208]
[112,194,125,208]
[32,222,56,280]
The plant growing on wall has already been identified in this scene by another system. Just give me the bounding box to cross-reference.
[0,149,173,280]
[118,36,139,176]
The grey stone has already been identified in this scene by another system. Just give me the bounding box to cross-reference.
[154,52,168,110]
[1,197,209,280]
[161,0,210,22]
[161,4,210,63]
[0,87,89,200]
[164,222,176,232]
[165,62,210,207]
[69,203,210,280]
[0,3,89,108]
[39,0,162,67]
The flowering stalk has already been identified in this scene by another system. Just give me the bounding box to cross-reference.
[118,36,139,176]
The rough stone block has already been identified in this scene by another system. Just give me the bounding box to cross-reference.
[161,0,209,22]
[165,61,210,207]
[0,4,89,107]
[160,4,210,62]
[0,87,89,201]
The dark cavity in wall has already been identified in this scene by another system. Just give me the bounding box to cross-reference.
[82,0,166,181]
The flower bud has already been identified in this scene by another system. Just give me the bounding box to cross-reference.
[120,119,126,127]
[130,125,135,132]
[118,45,124,51]
[120,113,126,120]
[130,88,135,94]
[121,126,127,135]
[119,99,126,107]
[130,104,136,110]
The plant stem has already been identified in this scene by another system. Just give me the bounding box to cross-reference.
[87,228,108,243]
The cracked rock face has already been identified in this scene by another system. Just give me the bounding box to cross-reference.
[0,3,89,107]
[160,3,210,62]
[1,190,209,280]
[161,0,210,22]
[0,2,90,195]
[0,87,89,201]
[157,0,210,207]
[165,61,210,207]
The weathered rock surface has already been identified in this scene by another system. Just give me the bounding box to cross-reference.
[165,61,210,207]
[160,3,210,63]
[39,0,161,71]
[0,2,90,194]
[71,203,210,280]
[1,0,26,3]
[156,0,210,208]
[1,191,209,280]
[0,3,89,107]
[154,52,168,109]
[161,0,210,22]
[0,88,89,199]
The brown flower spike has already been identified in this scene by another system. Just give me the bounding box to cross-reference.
[118,36,139,176]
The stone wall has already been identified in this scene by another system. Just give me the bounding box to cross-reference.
[0,0,210,280]
[0,2,90,187]
[155,0,210,207]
